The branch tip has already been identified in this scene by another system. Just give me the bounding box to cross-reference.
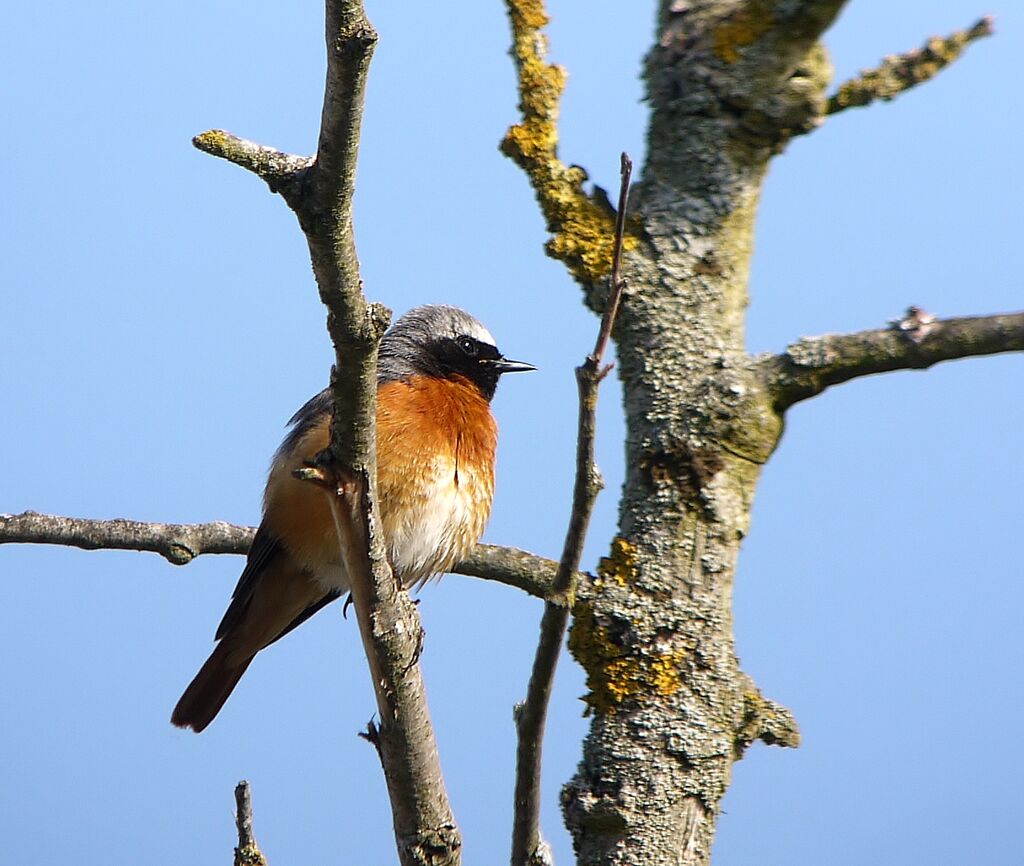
[827,16,995,116]
[501,0,637,291]
[760,310,1024,410]
[233,781,268,866]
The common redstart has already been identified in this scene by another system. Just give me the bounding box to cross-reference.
[172,305,534,732]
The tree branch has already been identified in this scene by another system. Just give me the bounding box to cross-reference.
[456,544,562,599]
[293,460,460,866]
[510,154,632,866]
[500,0,636,292]
[0,512,565,598]
[192,130,312,193]
[733,674,800,759]
[827,17,994,116]
[757,308,1024,411]
[233,781,268,866]
[0,511,253,565]
[192,3,462,861]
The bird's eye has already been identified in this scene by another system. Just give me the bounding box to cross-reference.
[456,336,479,357]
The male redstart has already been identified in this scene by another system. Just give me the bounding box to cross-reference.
[172,305,534,731]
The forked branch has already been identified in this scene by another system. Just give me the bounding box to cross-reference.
[192,1,457,862]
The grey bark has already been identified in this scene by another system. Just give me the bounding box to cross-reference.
[561,2,849,863]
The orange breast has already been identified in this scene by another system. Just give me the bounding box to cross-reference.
[263,376,497,588]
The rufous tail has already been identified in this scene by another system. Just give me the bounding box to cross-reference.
[171,642,254,733]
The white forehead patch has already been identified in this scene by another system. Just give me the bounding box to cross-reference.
[461,318,496,347]
[439,306,496,348]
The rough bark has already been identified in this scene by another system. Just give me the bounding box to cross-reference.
[555,3,845,861]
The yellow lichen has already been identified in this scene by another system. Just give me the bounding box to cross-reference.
[500,0,641,286]
[712,2,773,64]
[568,601,686,714]
[597,536,638,587]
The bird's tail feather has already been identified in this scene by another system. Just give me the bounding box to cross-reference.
[171,642,253,733]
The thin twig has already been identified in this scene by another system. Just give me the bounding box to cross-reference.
[756,308,1024,411]
[827,17,994,116]
[510,154,633,866]
[233,781,268,866]
[590,152,631,379]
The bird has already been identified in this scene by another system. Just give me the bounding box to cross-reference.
[171,305,534,732]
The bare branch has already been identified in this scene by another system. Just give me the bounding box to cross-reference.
[500,0,637,292]
[192,130,312,191]
[757,309,1024,411]
[190,4,462,860]
[733,674,801,759]
[827,17,994,116]
[457,544,561,599]
[294,459,460,866]
[510,154,633,866]
[233,781,268,866]
[0,512,562,598]
[0,511,253,565]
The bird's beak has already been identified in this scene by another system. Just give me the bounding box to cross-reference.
[490,357,537,374]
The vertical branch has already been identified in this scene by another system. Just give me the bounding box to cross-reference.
[195,2,459,863]
[233,781,268,866]
[294,462,461,866]
[510,155,633,866]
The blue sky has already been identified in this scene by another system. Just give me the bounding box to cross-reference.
[1,2,1021,864]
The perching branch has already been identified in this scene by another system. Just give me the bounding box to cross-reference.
[293,460,460,866]
[233,781,268,866]
[757,308,1024,411]
[510,154,633,866]
[0,512,252,566]
[456,543,565,599]
[0,511,564,599]
[193,3,459,862]
[827,17,994,116]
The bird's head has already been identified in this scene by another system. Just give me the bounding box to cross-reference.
[379,305,535,400]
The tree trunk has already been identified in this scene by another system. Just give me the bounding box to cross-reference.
[562,3,839,861]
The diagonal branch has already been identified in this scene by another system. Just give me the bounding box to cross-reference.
[510,154,633,866]
[756,308,1024,411]
[192,130,312,197]
[827,17,994,116]
[0,512,565,598]
[500,0,636,294]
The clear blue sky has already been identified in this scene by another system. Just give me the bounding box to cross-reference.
[2,2,1021,864]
